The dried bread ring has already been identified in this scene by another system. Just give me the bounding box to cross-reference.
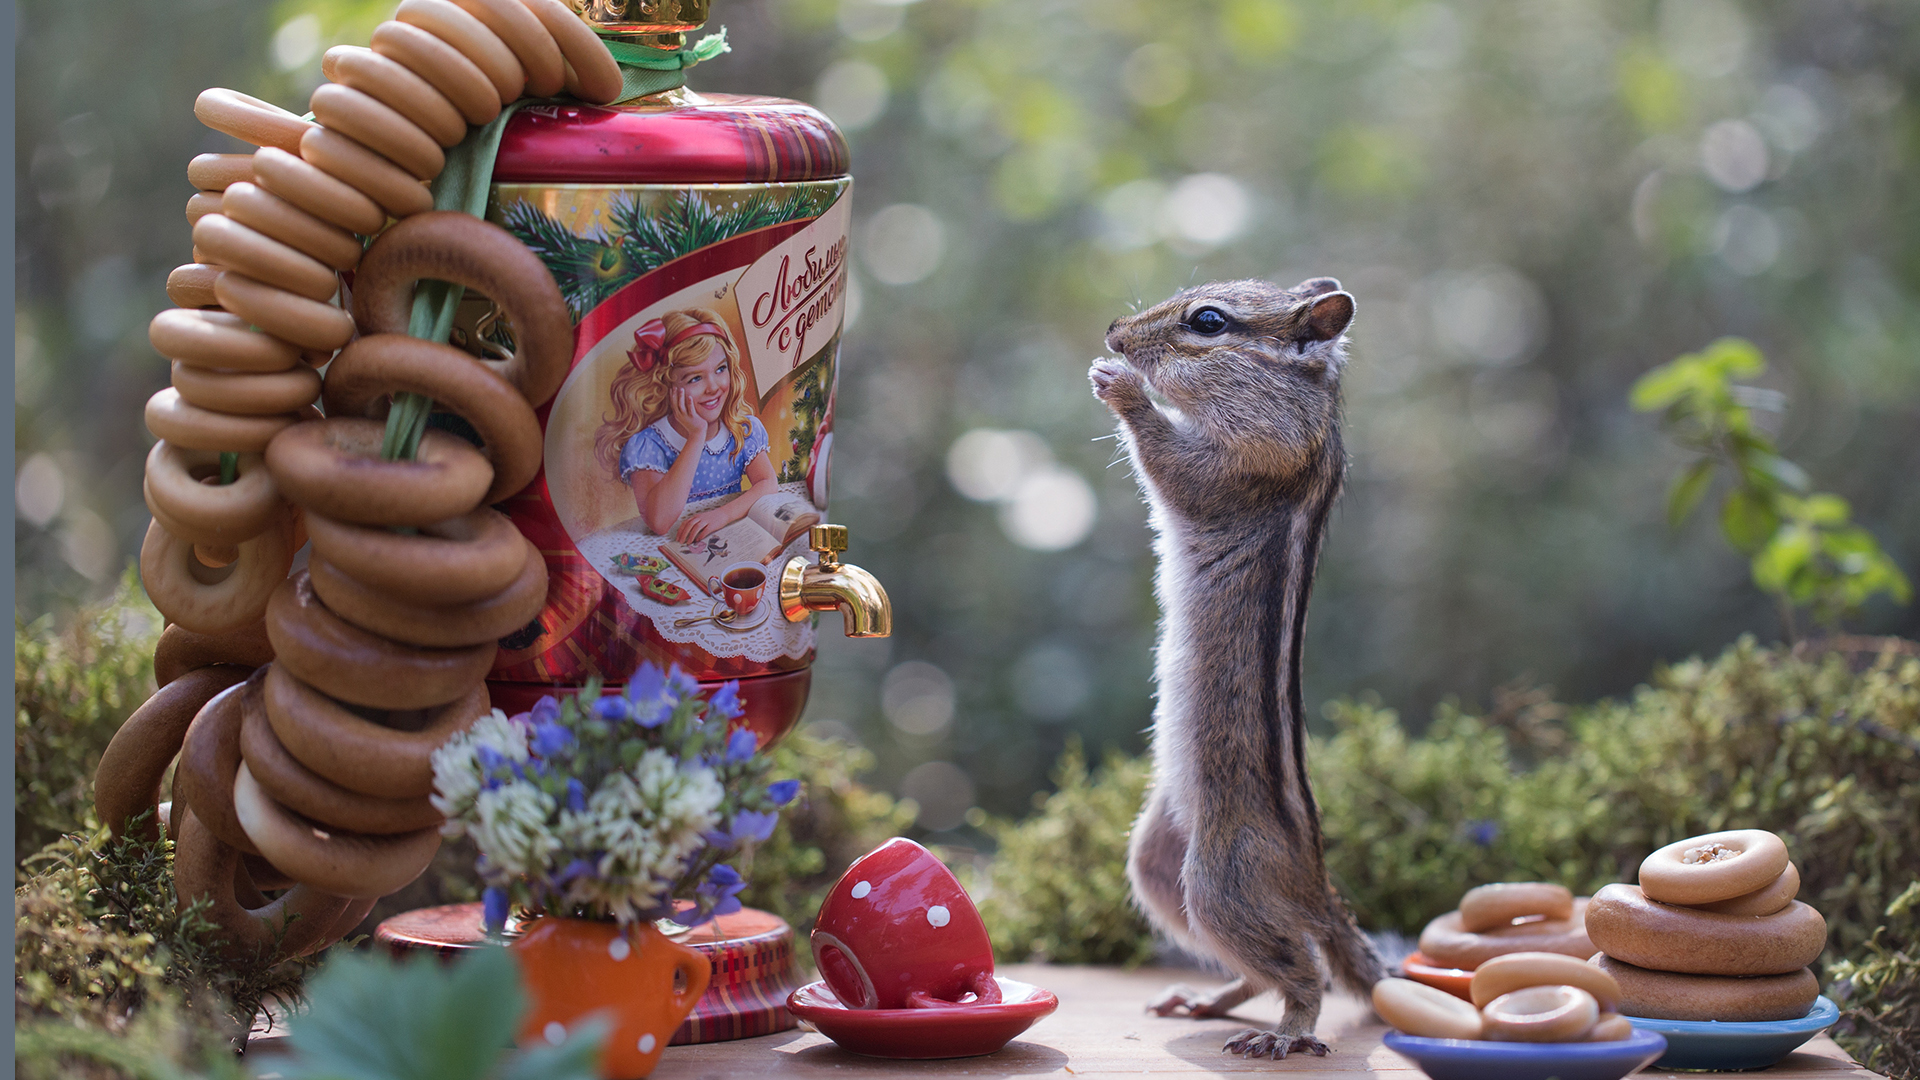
[252,146,389,237]
[220,182,364,273]
[395,0,527,104]
[322,45,468,148]
[307,539,546,647]
[1418,900,1595,969]
[192,214,340,302]
[1640,830,1790,907]
[299,126,434,220]
[452,0,564,98]
[175,679,262,854]
[1587,1013,1634,1042]
[154,620,275,688]
[172,806,354,960]
[239,688,444,834]
[151,309,302,373]
[233,762,441,899]
[195,88,314,153]
[266,416,494,527]
[166,264,224,309]
[369,20,501,126]
[186,191,223,226]
[214,271,356,352]
[1591,954,1820,1023]
[188,153,254,192]
[1460,883,1574,933]
[349,213,572,407]
[265,571,497,710]
[1372,977,1483,1040]
[140,516,294,635]
[146,386,304,453]
[1691,862,1800,917]
[522,0,621,105]
[1470,951,1621,1011]
[142,442,281,546]
[172,361,322,417]
[309,83,447,182]
[264,663,489,798]
[1585,883,1825,977]
[1481,985,1599,1043]
[94,665,252,842]
[305,506,526,606]
[320,333,543,504]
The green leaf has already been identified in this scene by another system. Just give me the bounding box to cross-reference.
[277,946,525,1080]
[1748,453,1813,494]
[1666,459,1715,528]
[1629,359,1699,412]
[1720,488,1780,555]
[1752,524,1815,597]
[1700,336,1765,379]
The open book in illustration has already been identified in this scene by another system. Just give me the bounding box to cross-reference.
[659,492,821,595]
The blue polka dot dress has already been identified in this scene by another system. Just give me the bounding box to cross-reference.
[618,416,769,499]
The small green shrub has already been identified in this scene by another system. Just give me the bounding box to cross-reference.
[970,740,1155,967]
[1828,880,1920,1080]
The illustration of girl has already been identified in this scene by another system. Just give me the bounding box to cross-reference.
[593,308,777,543]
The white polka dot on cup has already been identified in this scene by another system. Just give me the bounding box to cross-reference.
[638,1033,657,1053]
[544,1021,566,1045]
[851,880,871,899]
[607,936,631,961]
[927,905,950,927]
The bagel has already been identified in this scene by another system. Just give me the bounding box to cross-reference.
[1470,951,1620,1011]
[153,620,276,688]
[265,417,494,527]
[368,19,502,126]
[240,851,298,893]
[1585,883,1826,976]
[187,153,254,192]
[171,361,322,417]
[1640,830,1790,907]
[191,214,341,302]
[263,662,489,798]
[233,762,442,899]
[321,46,468,148]
[166,263,223,309]
[298,126,435,220]
[94,665,251,841]
[305,539,544,646]
[303,506,527,606]
[239,688,444,834]
[174,679,262,855]
[1587,1013,1634,1042]
[1593,954,1821,1023]
[214,270,357,352]
[1417,899,1595,969]
[194,88,313,154]
[150,309,302,374]
[142,442,282,546]
[264,571,496,710]
[521,0,621,105]
[1481,985,1599,1043]
[251,146,389,237]
[172,806,353,960]
[449,0,564,98]
[145,387,304,453]
[394,0,526,105]
[218,181,364,273]
[1371,977,1483,1040]
[1692,862,1800,917]
[348,213,571,408]
[1460,883,1573,933]
[319,333,543,504]
[309,83,446,182]
[140,516,294,635]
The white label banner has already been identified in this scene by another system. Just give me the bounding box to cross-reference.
[736,190,851,401]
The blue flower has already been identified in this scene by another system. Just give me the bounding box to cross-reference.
[708,681,744,720]
[730,810,779,844]
[695,863,746,917]
[666,664,700,701]
[530,695,561,725]
[1467,820,1499,846]
[724,728,758,764]
[626,663,672,727]
[593,695,632,722]
[553,858,597,886]
[483,886,509,931]
[767,779,801,806]
[531,720,574,758]
[507,710,533,728]
[566,777,588,813]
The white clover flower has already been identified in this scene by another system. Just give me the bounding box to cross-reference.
[470,780,560,878]
[430,709,530,828]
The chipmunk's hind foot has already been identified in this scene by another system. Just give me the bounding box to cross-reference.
[1146,977,1255,1018]
[1222,1029,1332,1059]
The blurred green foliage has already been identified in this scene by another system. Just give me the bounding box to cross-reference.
[1828,880,1920,1080]
[1634,338,1911,636]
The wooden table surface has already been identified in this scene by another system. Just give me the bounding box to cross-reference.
[651,964,1880,1079]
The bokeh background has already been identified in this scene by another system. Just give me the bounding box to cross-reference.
[16,0,1920,841]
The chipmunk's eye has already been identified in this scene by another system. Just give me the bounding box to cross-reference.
[1186,308,1229,336]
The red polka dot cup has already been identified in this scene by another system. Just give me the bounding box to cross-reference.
[811,837,1001,1010]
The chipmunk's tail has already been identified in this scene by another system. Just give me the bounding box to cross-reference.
[1322,886,1387,996]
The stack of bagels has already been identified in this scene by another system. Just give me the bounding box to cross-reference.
[1376,952,1634,1043]
[1586,829,1825,1022]
[1417,882,1595,969]
[99,0,628,960]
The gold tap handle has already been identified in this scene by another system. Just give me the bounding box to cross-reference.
[809,524,848,568]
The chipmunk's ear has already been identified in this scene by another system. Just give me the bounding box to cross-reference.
[1301,291,1354,342]
[1292,277,1342,298]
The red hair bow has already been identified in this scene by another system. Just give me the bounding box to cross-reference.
[628,319,726,374]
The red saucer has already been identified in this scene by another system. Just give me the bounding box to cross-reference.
[1401,951,1475,1000]
[786,975,1058,1059]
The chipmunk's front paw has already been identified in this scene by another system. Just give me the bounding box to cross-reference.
[1090,358,1145,410]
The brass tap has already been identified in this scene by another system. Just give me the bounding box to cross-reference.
[779,524,892,638]
[569,0,709,49]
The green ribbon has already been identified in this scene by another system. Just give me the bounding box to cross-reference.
[381,29,729,462]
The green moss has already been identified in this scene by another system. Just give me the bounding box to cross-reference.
[1829,881,1920,1080]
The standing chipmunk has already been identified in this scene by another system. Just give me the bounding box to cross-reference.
[1089,277,1384,1059]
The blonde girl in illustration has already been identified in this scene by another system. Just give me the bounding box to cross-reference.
[593,308,778,543]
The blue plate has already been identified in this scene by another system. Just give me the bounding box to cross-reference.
[1626,996,1838,1071]
[1382,1029,1668,1080]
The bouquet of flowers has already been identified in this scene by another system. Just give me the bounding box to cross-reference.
[430,662,800,929]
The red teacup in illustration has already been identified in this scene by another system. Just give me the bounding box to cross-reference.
[707,563,766,615]
[811,838,1000,1010]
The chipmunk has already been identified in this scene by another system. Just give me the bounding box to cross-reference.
[1089,277,1384,1059]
